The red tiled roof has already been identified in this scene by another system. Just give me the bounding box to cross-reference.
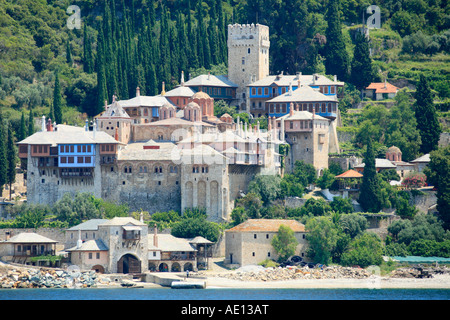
[335,169,363,179]
[366,82,399,93]
[227,219,306,233]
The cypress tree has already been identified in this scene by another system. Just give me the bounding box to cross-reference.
[358,138,382,213]
[83,24,94,73]
[350,31,374,90]
[66,38,73,65]
[324,0,350,81]
[28,109,34,136]
[96,23,108,115]
[6,122,16,200]
[0,112,7,193]
[414,74,442,154]
[19,111,26,141]
[53,72,62,124]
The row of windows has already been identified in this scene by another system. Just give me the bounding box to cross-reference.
[59,145,93,154]
[269,103,337,114]
[60,156,92,164]
[192,166,209,173]
[123,165,179,174]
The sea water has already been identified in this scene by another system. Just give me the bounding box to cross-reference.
[0,287,449,300]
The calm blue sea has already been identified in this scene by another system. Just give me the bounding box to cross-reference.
[0,287,449,300]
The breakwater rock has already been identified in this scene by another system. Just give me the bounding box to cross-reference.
[0,267,101,289]
[215,265,373,282]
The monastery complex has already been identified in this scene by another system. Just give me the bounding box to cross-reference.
[17,23,342,222]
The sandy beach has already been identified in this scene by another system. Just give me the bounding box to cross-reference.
[203,273,450,289]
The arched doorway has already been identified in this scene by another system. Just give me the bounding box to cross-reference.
[171,262,181,272]
[159,263,169,272]
[184,263,194,271]
[117,254,141,274]
[91,265,105,274]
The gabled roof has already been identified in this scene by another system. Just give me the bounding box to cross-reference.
[5,233,58,244]
[248,74,344,87]
[164,85,196,97]
[365,82,399,93]
[227,219,306,233]
[277,110,328,121]
[117,95,175,108]
[411,153,430,163]
[148,234,196,252]
[66,239,109,252]
[17,125,120,146]
[354,158,397,169]
[98,217,146,227]
[267,85,337,104]
[67,219,109,231]
[184,74,238,88]
[99,101,131,119]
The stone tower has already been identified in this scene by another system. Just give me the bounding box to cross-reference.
[227,23,270,112]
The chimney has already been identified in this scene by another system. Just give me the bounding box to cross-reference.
[46,118,53,132]
[153,224,158,248]
[112,94,116,103]
[136,86,140,97]
[140,211,144,223]
[181,71,185,86]
[104,100,108,112]
[77,229,82,249]
[85,119,89,131]
[334,75,337,82]
[93,119,97,139]
[115,127,119,141]
[161,82,166,96]
[289,102,294,116]
[41,116,46,132]
[208,72,210,80]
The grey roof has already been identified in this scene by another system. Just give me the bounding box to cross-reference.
[6,233,58,244]
[100,101,131,118]
[67,219,109,231]
[277,110,329,121]
[18,125,120,146]
[354,158,397,169]
[148,234,196,252]
[248,74,344,87]
[189,236,213,244]
[164,85,195,97]
[98,217,147,227]
[66,239,109,252]
[184,74,238,88]
[117,95,175,108]
[267,85,338,103]
[411,154,430,163]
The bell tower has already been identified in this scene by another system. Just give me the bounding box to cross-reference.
[227,23,270,112]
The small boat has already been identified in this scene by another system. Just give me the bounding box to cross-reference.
[171,281,206,289]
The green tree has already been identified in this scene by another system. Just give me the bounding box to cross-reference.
[324,0,350,81]
[330,196,354,214]
[235,192,263,219]
[19,111,26,141]
[340,232,383,267]
[6,123,16,200]
[248,175,281,205]
[0,112,7,193]
[52,72,62,124]
[317,169,335,190]
[424,146,450,229]
[306,216,339,264]
[271,224,299,262]
[414,74,441,154]
[350,31,374,90]
[339,214,368,238]
[171,218,221,242]
[358,138,382,212]
[28,109,34,136]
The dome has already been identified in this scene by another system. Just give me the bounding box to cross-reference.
[192,91,211,100]
[387,146,401,154]
[186,101,201,109]
[161,102,176,109]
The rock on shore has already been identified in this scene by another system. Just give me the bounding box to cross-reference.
[0,267,103,289]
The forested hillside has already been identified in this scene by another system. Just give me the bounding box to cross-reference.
[0,0,448,128]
